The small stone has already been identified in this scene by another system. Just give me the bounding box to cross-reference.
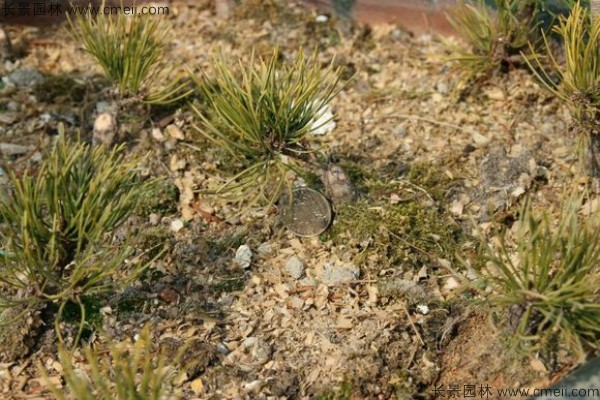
[244,380,265,393]
[471,129,491,146]
[256,242,272,255]
[92,112,117,146]
[3,67,44,88]
[159,287,180,304]
[190,378,205,395]
[316,14,328,22]
[416,304,430,315]
[393,123,407,137]
[149,213,160,225]
[443,277,461,291]
[243,337,257,348]
[216,343,230,355]
[485,87,505,101]
[285,256,305,280]
[170,219,184,232]
[0,113,18,125]
[322,262,360,283]
[234,245,253,269]
[249,338,271,365]
[99,306,112,315]
[540,122,554,137]
[151,128,166,142]
[165,124,185,140]
[169,154,186,172]
[436,81,448,94]
[0,142,32,155]
[416,265,428,281]
[465,268,478,281]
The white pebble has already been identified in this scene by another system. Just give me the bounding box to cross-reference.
[416,304,430,315]
[234,245,253,269]
[170,219,184,232]
[285,256,305,280]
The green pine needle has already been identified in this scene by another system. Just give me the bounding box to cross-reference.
[191,48,344,215]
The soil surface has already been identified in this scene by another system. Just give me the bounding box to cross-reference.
[0,1,596,399]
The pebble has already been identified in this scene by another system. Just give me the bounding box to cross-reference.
[436,81,448,94]
[234,245,253,269]
[0,142,31,155]
[151,127,166,142]
[216,342,230,355]
[0,113,18,125]
[170,219,184,232]
[416,304,430,315]
[393,123,407,137]
[248,338,271,365]
[321,262,360,283]
[243,337,257,348]
[149,213,160,225]
[3,67,44,88]
[92,112,117,146]
[485,87,505,101]
[256,242,272,255]
[285,256,305,280]
[471,129,491,146]
[443,277,461,291]
[166,124,185,140]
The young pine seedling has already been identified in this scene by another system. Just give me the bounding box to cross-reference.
[67,1,189,104]
[482,194,600,358]
[525,1,600,183]
[445,0,545,85]
[42,324,192,400]
[0,126,159,345]
[191,48,343,215]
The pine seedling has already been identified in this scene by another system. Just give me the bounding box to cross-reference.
[67,0,189,104]
[42,325,191,400]
[191,48,343,214]
[0,126,158,344]
[482,194,600,357]
[445,0,544,84]
[525,1,600,180]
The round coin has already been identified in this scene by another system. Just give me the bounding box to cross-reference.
[279,187,333,237]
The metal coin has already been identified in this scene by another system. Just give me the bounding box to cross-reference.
[279,187,333,237]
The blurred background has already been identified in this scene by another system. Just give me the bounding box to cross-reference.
[302,0,587,35]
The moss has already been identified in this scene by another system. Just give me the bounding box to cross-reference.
[113,289,150,315]
[405,162,461,201]
[135,226,171,260]
[318,379,353,400]
[211,274,246,293]
[337,159,375,196]
[324,196,464,271]
[49,295,104,341]
[138,178,179,216]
